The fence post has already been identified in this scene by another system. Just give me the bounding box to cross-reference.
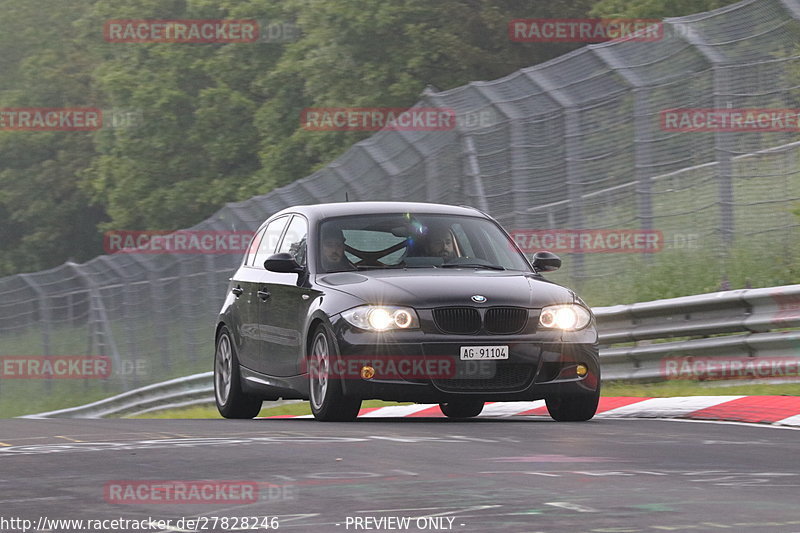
[460,134,490,213]
[592,47,653,241]
[526,70,584,282]
[672,23,735,250]
[98,255,140,388]
[18,274,52,393]
[68,262,128,391]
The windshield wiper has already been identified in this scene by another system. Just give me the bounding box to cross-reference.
[439,263,506,270]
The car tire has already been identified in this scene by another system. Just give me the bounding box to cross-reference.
[545,382,600,422]
[439,400,484,418]
[308,323,362,422]
[214,326,263,419]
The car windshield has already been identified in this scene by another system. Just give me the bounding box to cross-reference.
[317,213,532,273]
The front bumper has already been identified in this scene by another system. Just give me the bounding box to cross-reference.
[329,318,600,403]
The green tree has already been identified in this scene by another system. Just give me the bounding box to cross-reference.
[589,0,740,18]
[2,0,603,274]
[0,0,105,275]
[79,0,278,230]
[249,0,599,193]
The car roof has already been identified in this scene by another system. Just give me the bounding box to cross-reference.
[270,201,488,221]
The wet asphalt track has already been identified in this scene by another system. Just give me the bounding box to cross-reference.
[0,417,799,533]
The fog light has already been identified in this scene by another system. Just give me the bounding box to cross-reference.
[361,366,375,380]
[576,364,588,377]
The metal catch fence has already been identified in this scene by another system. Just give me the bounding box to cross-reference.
[1,0,799,412]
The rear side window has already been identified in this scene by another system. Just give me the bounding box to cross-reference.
[252,216,289,268]
[244,227,266,266]
[277,215,308,267]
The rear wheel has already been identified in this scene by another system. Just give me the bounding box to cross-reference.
[214,327,262,419]
[308,324,361,421]
[439,400,484,418]
[546,382,600,422]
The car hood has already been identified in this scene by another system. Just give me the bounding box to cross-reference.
[317,269,574,309]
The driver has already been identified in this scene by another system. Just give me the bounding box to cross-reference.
[320,225,356,272]
[426,227,457,261]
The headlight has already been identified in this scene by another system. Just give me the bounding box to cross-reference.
[342,306,420,331]
[538,304,592,331]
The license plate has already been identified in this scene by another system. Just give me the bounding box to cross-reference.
[460,345,509,360]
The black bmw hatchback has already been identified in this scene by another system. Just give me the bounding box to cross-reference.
[214,202,600,421]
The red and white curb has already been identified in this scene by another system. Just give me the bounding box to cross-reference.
[264,396,800,427]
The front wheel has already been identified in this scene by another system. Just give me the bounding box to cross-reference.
[545,382,600,422]
[439,400,484,418]
[308,324,361,422]
[214,326,263,419]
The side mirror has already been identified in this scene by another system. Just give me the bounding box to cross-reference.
[531,251,561,272]
[264,253,304,274]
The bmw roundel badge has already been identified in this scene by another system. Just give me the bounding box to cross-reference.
[471,295,487,303]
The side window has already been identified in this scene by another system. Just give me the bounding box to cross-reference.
[253,216,289,268]
[277,216,308,267]
[245,227,266,266]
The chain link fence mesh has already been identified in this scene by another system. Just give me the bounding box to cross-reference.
[1,0,799,412]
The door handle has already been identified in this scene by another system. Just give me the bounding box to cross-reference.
[231,286,243,297]
[257,289,271,301]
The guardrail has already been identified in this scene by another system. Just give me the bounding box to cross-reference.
[21,284,800,418]
[596,285,800,381]
[20,372,215,419]
[20,371,302,419]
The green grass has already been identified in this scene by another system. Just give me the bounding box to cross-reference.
[0,317,214,417]
[0,360,209,418]
[549,237,800,308]
[128,400,411,419]
[540,147,800,307]
[127,405,223,419]
[1,386,122,418]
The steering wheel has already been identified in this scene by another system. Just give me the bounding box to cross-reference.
[346,240,408,267]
